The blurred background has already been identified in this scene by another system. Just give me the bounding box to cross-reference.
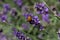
[0,0,60,40]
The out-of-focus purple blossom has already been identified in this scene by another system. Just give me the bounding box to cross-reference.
[3,4,11,11]
[22,23,30,30]
[34,23,44,31]
[33,16,40,24]
[13,0,22,7]
[44,7,49,12]
[42,14,50,23]
[1,14,7,22]
[12,28,26,40]
[0,33,7,40]
[12,27,17,35]
[35,2,49,14]
[39,25,44,31]
[16,0,22,7]
[23,13,41,24]
[12,27,32,40]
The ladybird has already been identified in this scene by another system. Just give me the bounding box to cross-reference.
[27,16,32,22]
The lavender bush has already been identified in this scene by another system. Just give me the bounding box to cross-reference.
[0,0,60,40]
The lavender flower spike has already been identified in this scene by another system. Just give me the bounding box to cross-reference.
[3,4,11,11]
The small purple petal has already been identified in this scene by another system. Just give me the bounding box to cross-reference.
[42,14,50,23]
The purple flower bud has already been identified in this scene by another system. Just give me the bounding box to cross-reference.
[23,13,40,24]
[16,0,22,6]
[12,28,26,40]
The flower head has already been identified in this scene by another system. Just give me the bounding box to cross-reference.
[3,4,11,11]
[0,14,7,22]
[35,2,49,14]
[33,16,40,24]
[12,28,26,39]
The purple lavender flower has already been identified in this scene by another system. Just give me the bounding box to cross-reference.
[23,13,41,24]
[44,7,49,13]
[3,4,11,11]
[42,14,50,23]
[39,25,44,31]
[35,3,49,14]
[1,14,7,22]
[33,16,40,24]
[12,27,17,35]
[16,0,22,6]
[13,0,22,7]
[12,28,26,40]
[0,33,7,40]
